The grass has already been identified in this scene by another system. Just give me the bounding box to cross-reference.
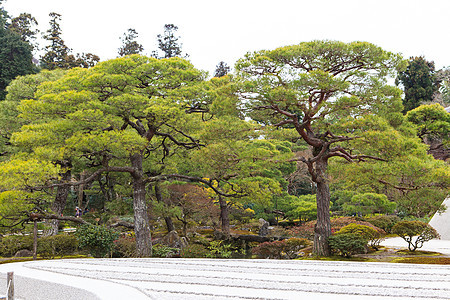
[0,254,90,265]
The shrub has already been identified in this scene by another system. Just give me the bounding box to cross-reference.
[180,244,210,258]
[76,224,119,258]
[252,240,285,259]
[366,215,401,233]
[328,233,367,257]
[391,221,440,251]
[113,235,137,258]
[252,238,311,259]
[207,240,235,258]
[336,223,385,250]
[38,234,78,258]
[152,244,179,258]
[288,217,383,240]
[0,235,33,257]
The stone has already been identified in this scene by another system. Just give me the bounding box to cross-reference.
[14,249,33,257]
[161,230,186,248]
[258,218,270,237]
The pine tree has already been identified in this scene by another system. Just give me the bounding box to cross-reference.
[396,56,440,113]
[40,12,71,70]
[118,28,143,56]
[214,61,230,77]
[154,24,187,58]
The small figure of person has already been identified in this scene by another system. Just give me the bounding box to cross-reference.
[75,206,82,218]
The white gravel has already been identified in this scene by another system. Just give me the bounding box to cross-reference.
[1,256,449,300]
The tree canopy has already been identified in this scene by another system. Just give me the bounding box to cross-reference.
[236,40,410,255]
[396,56,440,113]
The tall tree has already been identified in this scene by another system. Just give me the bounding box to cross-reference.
[12,55,206,256]
[154,24,186,59]
[0,4,35,100]
[236,41,405,256]
[396,56,440,113]
[40,12,71,70]
[214,61,231,78]
[118,28,143,57]
[8,13,39,52]
[41,12,99,70]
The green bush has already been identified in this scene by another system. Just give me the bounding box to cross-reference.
[0,235,33,257]
[180,244,210,258]
[391,221,440,251]
[252,238,311,259]
[152,244,179,258]
[328,233,367,257]
[38,234,78,258]
[336,223,385,250]
[207,240,235,258]
[76,224,119,258]
[366,215,401,233]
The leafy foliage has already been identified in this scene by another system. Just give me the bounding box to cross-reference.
[366,215,401,234]
[75,224,119,257]
[391,220,440,251]
[214,61,230,77]
[342,193,396,216]
[152,243,179,258]
[118,28,143,56]
[0,235,33,257]
[0,16,35,100]
[406,104,450,147]
[40,12,99,70]
[154,24,186,59]
[328,233,367,257]
[336,223,385,249]
[396,56,439,112]
[37,234,78,258]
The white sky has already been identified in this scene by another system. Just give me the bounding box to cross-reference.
[3,0,450,75]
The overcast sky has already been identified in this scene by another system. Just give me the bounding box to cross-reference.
[3,0,450,75]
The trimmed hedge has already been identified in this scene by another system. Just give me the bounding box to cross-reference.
[328,233,367,257]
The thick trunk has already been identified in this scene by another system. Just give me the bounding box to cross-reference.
[312,158,332,256]
[218,195,230,236]
[46,168,71,236]
[130,154,152,257]
[154,184,175,232]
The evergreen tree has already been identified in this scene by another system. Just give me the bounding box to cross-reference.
[396,56,440,113]
[154,24,187,58]
[237,41,406,256]
[214,61,230,77]
[0,2,35,100]
[117,28,143,56]
[41,12,99,70]
[8,13,39,52]
[40,12,71,70]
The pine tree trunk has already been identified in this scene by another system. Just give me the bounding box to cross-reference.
[218,195,230,236]
[46,168,71,236]
[130,154,152,257]
[312,159,332,256]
